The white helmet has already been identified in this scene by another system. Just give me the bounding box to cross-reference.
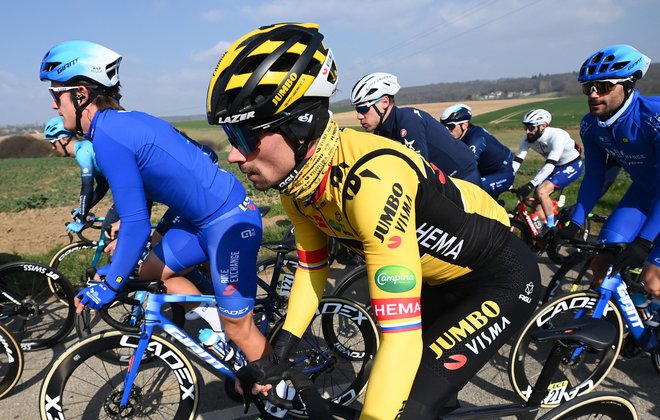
[522,109,551,126]
[350,72,400,105]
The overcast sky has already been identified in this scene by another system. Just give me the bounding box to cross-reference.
[2,0,658,126]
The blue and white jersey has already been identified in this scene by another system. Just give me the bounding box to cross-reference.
[571,91,660,242]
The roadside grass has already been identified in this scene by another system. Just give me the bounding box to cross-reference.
[0,98,631,263]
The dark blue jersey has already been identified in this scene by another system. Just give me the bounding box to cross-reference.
[87,109,245,288]
[378,106,479,183]
[571,91,660,242]
[461,125,513,175]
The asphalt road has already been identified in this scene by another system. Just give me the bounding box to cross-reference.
[2,255,659,419]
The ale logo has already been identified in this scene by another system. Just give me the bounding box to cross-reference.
[375,266,416,293]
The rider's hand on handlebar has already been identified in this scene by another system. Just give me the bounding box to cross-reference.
[516,182,534,197]
[66,221,85,234]
[612,237,653,274]
[75,281,118,314]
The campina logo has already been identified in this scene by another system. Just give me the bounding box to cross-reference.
[375,265,416,292]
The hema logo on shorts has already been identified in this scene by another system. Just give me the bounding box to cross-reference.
[375,265,416,292]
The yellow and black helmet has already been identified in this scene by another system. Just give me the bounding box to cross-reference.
[206,22,338,127]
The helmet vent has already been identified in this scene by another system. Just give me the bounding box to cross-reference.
[42,62,61,73]
[609,61,629,72]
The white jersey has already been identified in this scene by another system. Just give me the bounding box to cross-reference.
[513,127,581,186]
[515,127,580,165]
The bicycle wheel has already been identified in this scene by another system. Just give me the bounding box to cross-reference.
[0,261,76,351]
[542,252,595,304]
[49,241,110,289]
[266,297,379,418]
[0,323,23,399]
[331,265,370,310]
[509,291,623,408]
[40,330,199,420]
[538,391,637,420]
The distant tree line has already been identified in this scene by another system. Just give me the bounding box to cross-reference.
[332,63,660,108]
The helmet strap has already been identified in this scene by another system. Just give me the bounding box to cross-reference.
[56,138,72,157]
[69,89,97,136]
[372,103,389,134]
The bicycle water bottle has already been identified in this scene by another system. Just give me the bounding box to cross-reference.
[557,194,566,209]
[631,291,651,321]
[199,328,234,362]
[530,214,543,230]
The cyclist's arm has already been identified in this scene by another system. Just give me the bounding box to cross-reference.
[512,138,529,173]
[75,150,96,221]
[279,195,330,337]
[570,131,608,227]
[344,153,424,419]
[94,140,151,291]
[636,135,660,241]
[89,174,109,210]
[466,132,487,160]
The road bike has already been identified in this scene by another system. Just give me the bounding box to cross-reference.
[39,279,379,419]
[271,317,637,419]
[542,239,639,304]
[509,251,660,408]
[0,322,23,399]
[0,261,75,351]
[503,189,592,265]
[49,214,114,289]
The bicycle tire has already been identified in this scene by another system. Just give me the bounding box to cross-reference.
[49,241,110,289]
[0,323,23,399]
[538,391,637,420]
[39,330,199,420]
[0,261,76,351]
[508,291,623,408]
[331,265,370,310]
[266,297,379,419]
[652,348,660,374]
[542,252,595,304]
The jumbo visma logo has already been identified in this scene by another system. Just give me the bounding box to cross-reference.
[375,266,416,292]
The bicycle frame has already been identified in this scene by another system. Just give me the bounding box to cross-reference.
[558,271,657,367]
[118,293,237,407]
[586,273,657,350]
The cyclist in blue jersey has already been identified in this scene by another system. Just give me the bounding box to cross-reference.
[43,116,109,233]
[350,72,480,184]
[40,40,269,360]
[512,109,583,230]
[559,44,660,297]
[440,104,514,197]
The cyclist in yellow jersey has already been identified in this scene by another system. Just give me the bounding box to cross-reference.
[206,23,541,419]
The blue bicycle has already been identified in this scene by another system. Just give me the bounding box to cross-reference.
[509,241,660,408]
[39,278,379,419]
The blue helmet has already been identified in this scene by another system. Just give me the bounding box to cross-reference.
[40,40,121,88]
[43,117,74,141]
[578,44,650,83]
[440,104,472,125]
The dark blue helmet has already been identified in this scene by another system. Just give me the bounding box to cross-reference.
[440,104,472,125]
